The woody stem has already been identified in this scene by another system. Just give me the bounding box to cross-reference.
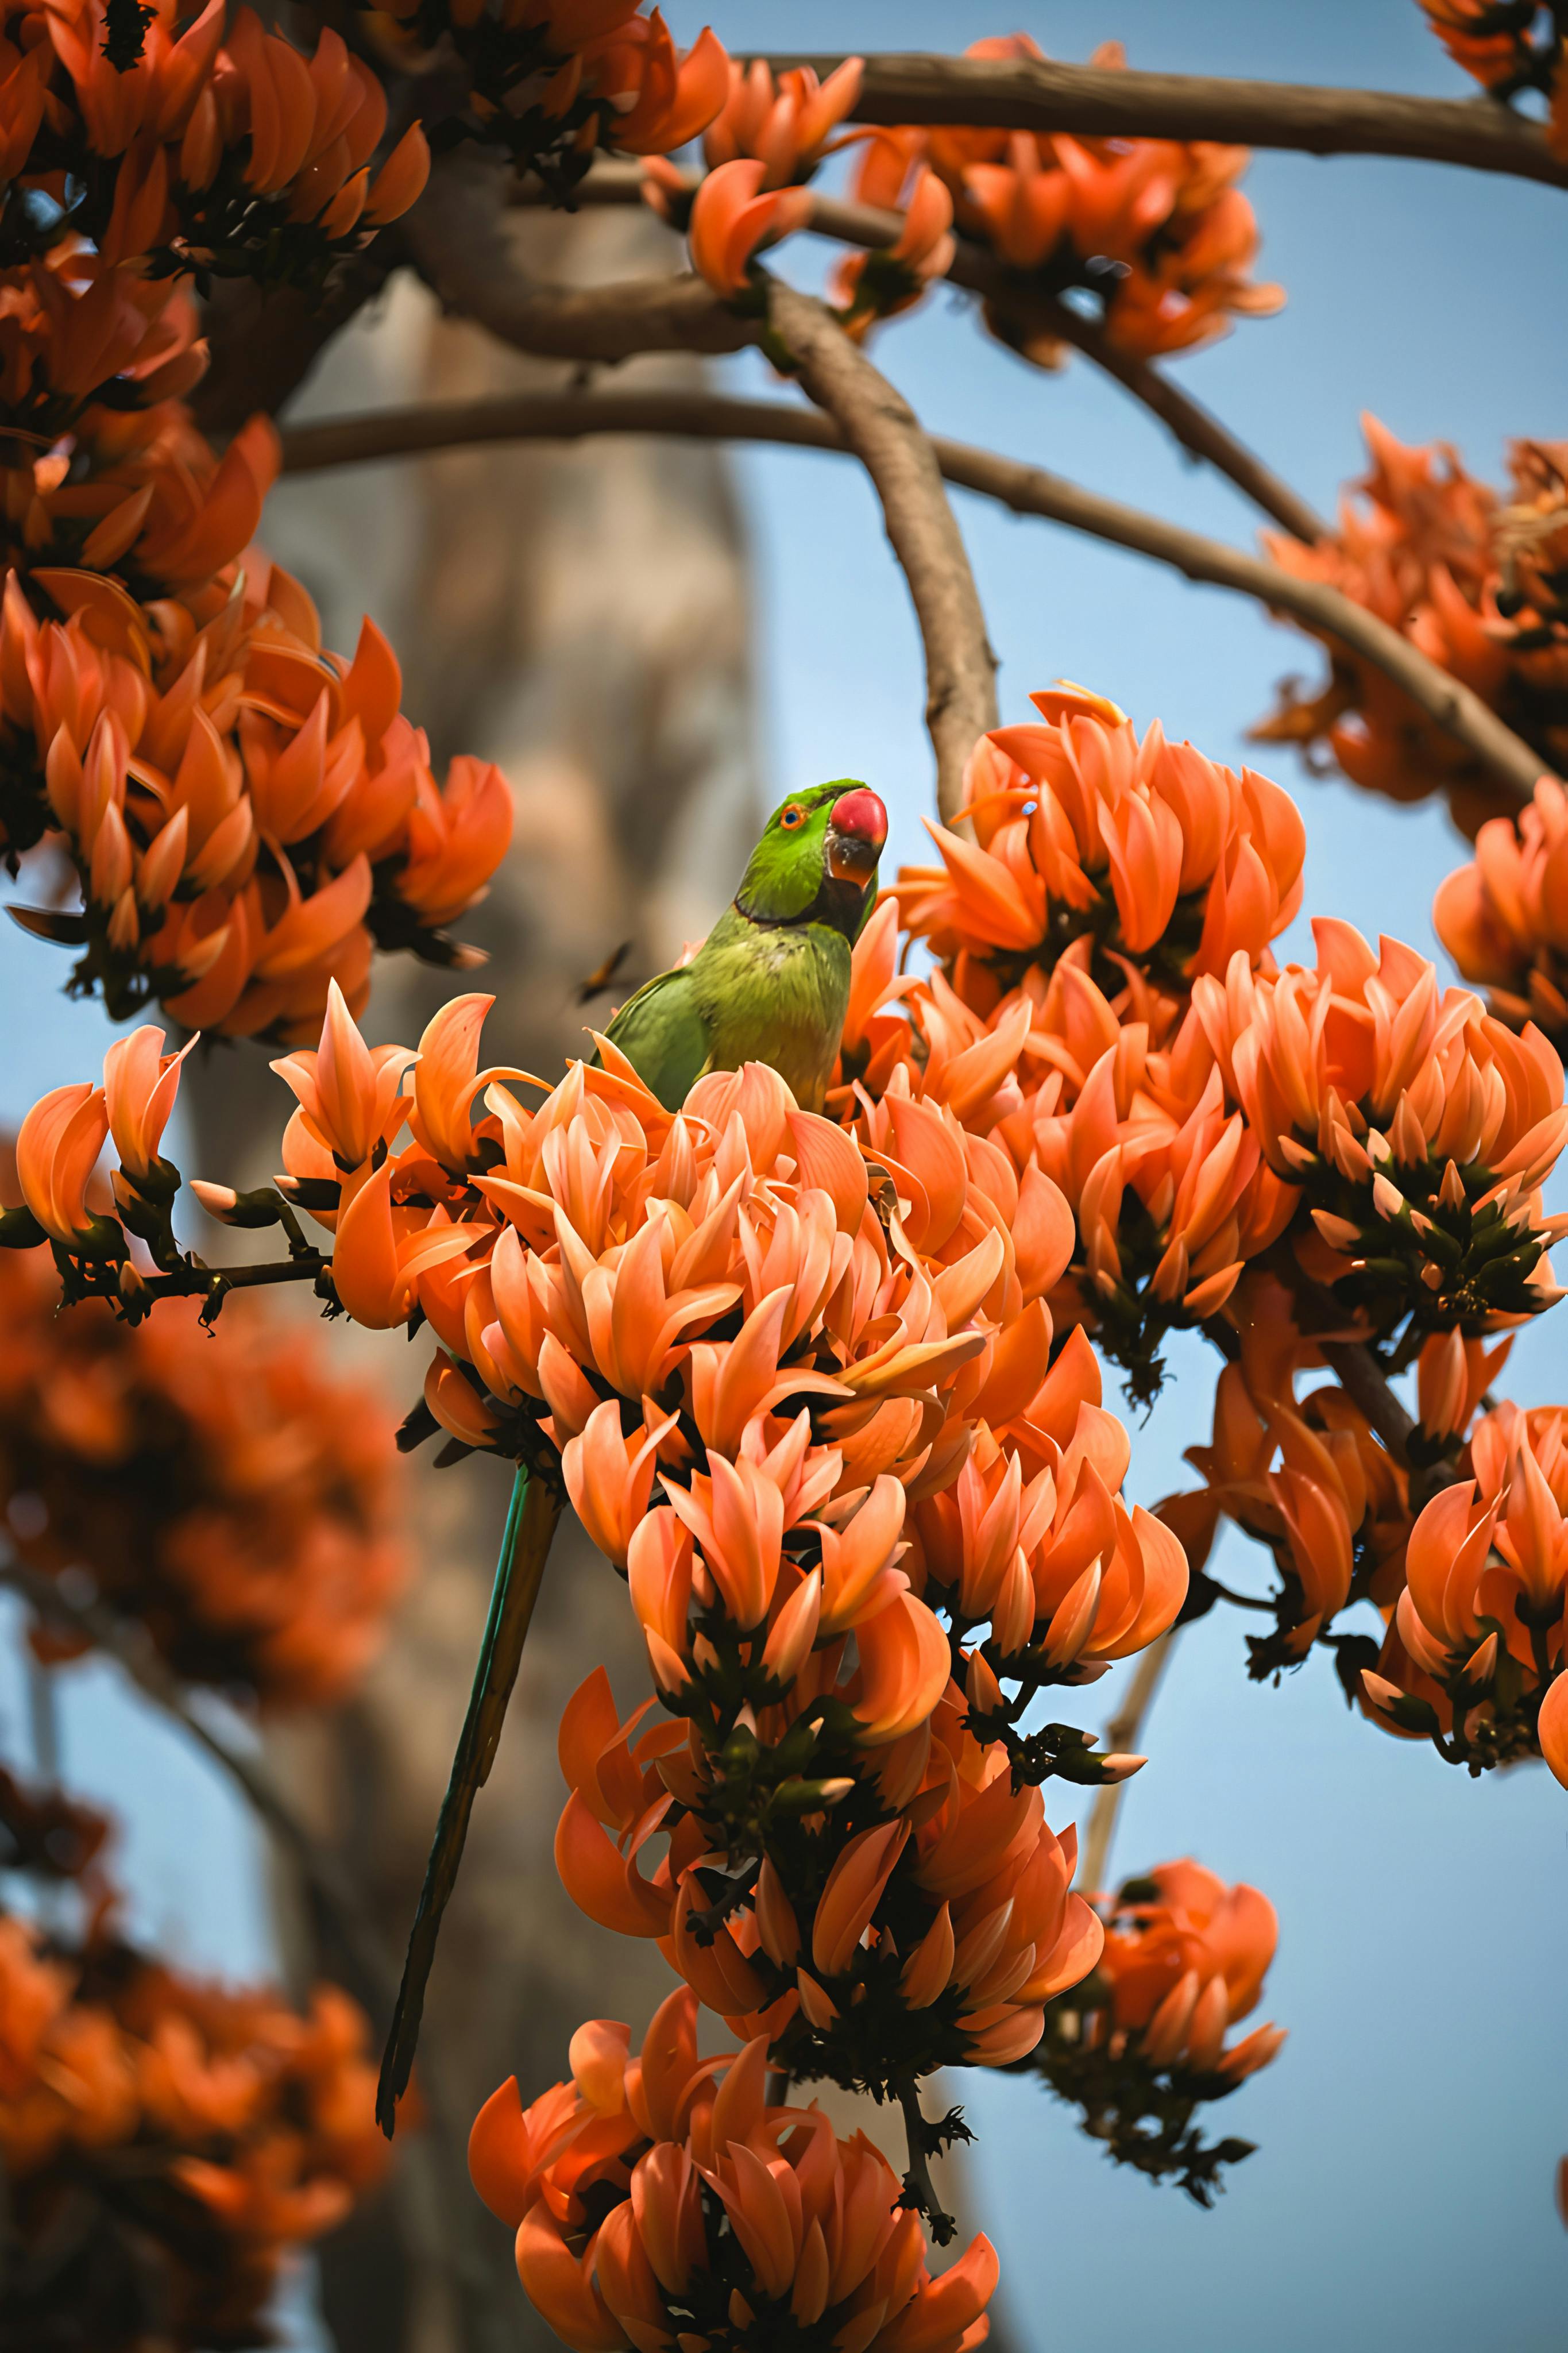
[897,2078,959,2247]
[763,280,999,820]
[277,384,1543,809]
[1079,1630,1176,1901]
[526,164,1326,542]
[756,52,1568,190]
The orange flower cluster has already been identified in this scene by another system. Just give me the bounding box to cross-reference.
[837,32,1283,361]
[1256,420,1568,824]
[701,55,865,186]
[893,684,1305,1390]
[370,0,727,191]
[1160,1269,1418,1678]
[0,1893,386,2352]
[0,1181,405,1704]
[16,917,1195,2298]
[2,556,513,1032]
[1420,1,1568,152]
[1193,919,1567,1337]
[1160,1266,1568,1780]
[1365,1396,1568,1772]
[470,1986,999,2352]
[1435,773,1568,1049]
[827,132,961,342]
[1029,1858,1284,2205]
[0,0,428,286]
[0,2,512,1033]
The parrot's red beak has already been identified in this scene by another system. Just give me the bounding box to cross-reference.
[826,788,887,884]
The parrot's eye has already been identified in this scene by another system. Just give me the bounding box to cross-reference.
[778,804,806,830]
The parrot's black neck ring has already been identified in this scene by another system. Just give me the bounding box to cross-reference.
[734,873,872,941]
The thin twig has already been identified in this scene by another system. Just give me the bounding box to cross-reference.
[1319,1340,1419,1467]
[0,1560,511,2353]
[755,52,1568,190]
[276,386,1543,808]
[896,2080,957,2247]
[535,164,1326,543]
[967,277,1328,545]
[1079,1631,1175,1901]
[764,281,997,818]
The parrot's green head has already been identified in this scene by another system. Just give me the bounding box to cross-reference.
[734,781,889,939]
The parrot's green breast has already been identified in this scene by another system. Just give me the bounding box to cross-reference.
[604,905,852,1114]
[692,908,853,1112]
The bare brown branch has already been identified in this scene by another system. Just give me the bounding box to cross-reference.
[277,387,1543,808]
[759,52,1568,190]
[404,151,751,361]
[1079,1631,1176,1900]
[763,281,997,817]
[540,164,1327,543]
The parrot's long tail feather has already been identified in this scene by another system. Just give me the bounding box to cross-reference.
[376,1465,562,2135]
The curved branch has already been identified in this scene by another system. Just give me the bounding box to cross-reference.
[404,151,751,361]
[536,165,1327,543]
[958,273,1330,546]
[1079,1631,1176,1901]
[764,281,997,817]
[758,53,1568,190]
[276,387,1542,808]
[0,1559,511,2353]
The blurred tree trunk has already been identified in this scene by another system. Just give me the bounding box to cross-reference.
[190,203,1013,2353]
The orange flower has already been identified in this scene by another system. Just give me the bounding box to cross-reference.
[1419,0,1548,93]
[272,978,416,1172]
[1540,1668,1568,1788]
[687,157,812,296]
[15,1079,110,1248]
[1360,1395,1568,1772]
[1095,1860,1280,2065]
[588,15,729,158]
[1027,1850,1284,2198]
[4,556,513,1035]
[829,140,956,335]
[102,1023,195,1188]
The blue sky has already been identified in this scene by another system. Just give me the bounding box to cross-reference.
[1,7,1564,2347]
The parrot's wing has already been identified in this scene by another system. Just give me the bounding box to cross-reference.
[601,964,712,1111]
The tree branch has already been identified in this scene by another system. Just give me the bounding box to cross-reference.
[276,387,1542,808]
[756,53,1568,190]
[404,151,752,362]
[1079,1631,1175,1902]
[532,165,1327,544]
[407,159,995,812]
[1318,1340,1420,1468]
[763,281,997,817]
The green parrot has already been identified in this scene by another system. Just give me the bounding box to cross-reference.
[377,783,889,2136]
[602,780,889,1113]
